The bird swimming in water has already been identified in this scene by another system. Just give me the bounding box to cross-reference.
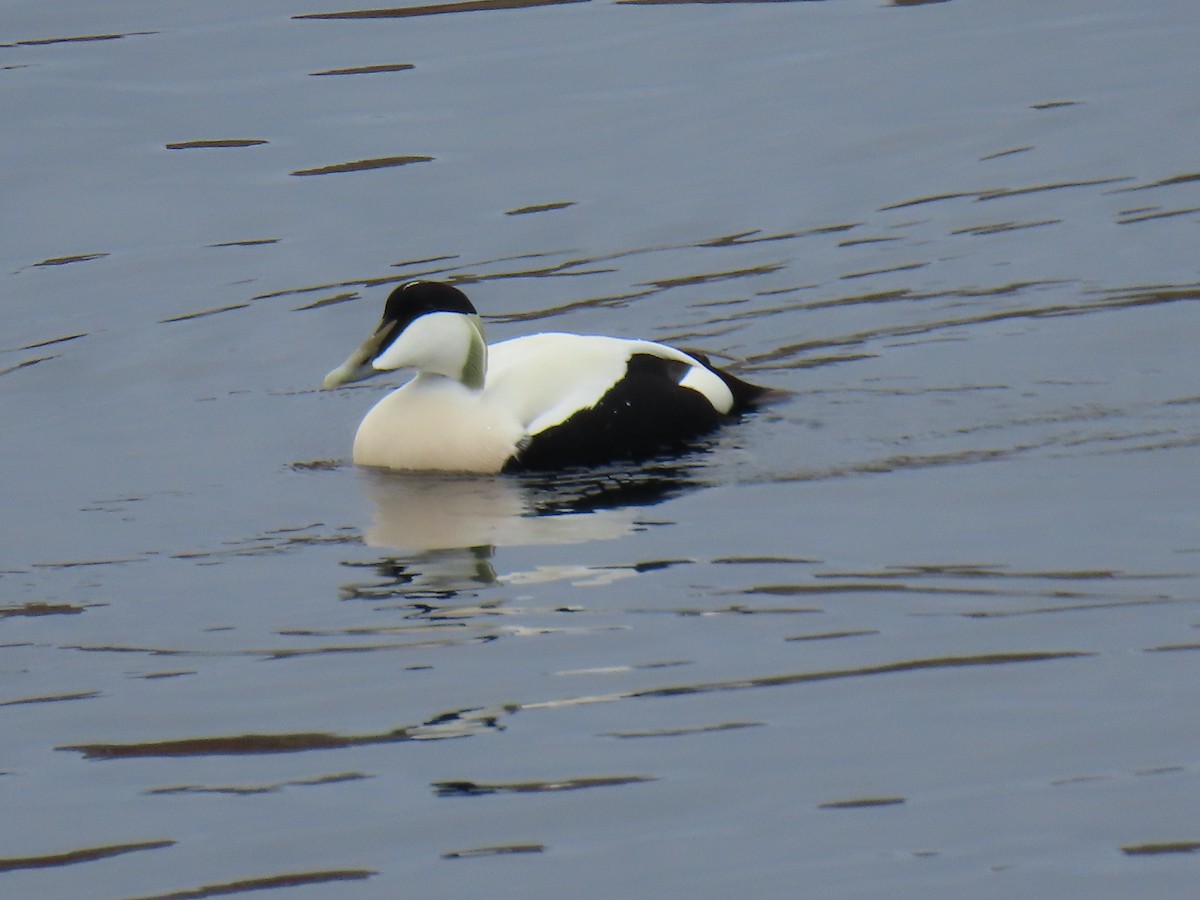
[323,280,773,473]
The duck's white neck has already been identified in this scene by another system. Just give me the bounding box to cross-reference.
[375,312,488,389]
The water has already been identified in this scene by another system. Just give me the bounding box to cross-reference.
[2,0,1199,897]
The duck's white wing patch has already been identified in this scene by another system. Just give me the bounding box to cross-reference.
[618,338,734,414]
[677,360,734,413]
[486,333,629,434]
[484,333,733,436]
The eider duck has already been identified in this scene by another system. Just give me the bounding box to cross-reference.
[323,280,772,473]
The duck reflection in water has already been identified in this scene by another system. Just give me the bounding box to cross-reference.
[342,462,706,599]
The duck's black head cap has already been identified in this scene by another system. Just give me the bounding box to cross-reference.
[380,281,476,332]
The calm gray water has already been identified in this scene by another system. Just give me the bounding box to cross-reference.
[3,1,1198,897]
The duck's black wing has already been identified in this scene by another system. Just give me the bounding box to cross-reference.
[506,353,754,472]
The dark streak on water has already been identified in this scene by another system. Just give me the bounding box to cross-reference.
[640,603,823,615]
[979,145,1034,161]
[618,651,1093,699]
[506,201,577,215]
[784,629,880,642]
[30,557,144,569]
[159,303,251,324]
[1120,841,1200,857]
[1144,642,1200,653]
[601,721,764,738]
[442,843,545,859]
[5,332,85,353]
[0,691,101,707]
[164,140,268,150]
[60,706,508,758]
[290,155,434,176]
[207,239,280,248]
[296,0,588,19]
[433,775,656,796]
[818,797,906,809]
[120,869,377,900]
[1115,206,1200,224]
[1114,171,1200,192]
[1,31,158,48]
[0,840,175,874]
[308,63,414,76]
[0,601,93,618]
[293,291,360,311]
[1029,99,1082,109]
[31,253,109,267]
[146,771,372,796]
[136,670,198,680]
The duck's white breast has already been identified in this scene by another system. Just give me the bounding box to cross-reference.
[352,375,525,473]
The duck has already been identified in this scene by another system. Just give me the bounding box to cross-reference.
[323,280,773,473]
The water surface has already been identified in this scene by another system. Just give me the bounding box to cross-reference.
[2,1,1198,897]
